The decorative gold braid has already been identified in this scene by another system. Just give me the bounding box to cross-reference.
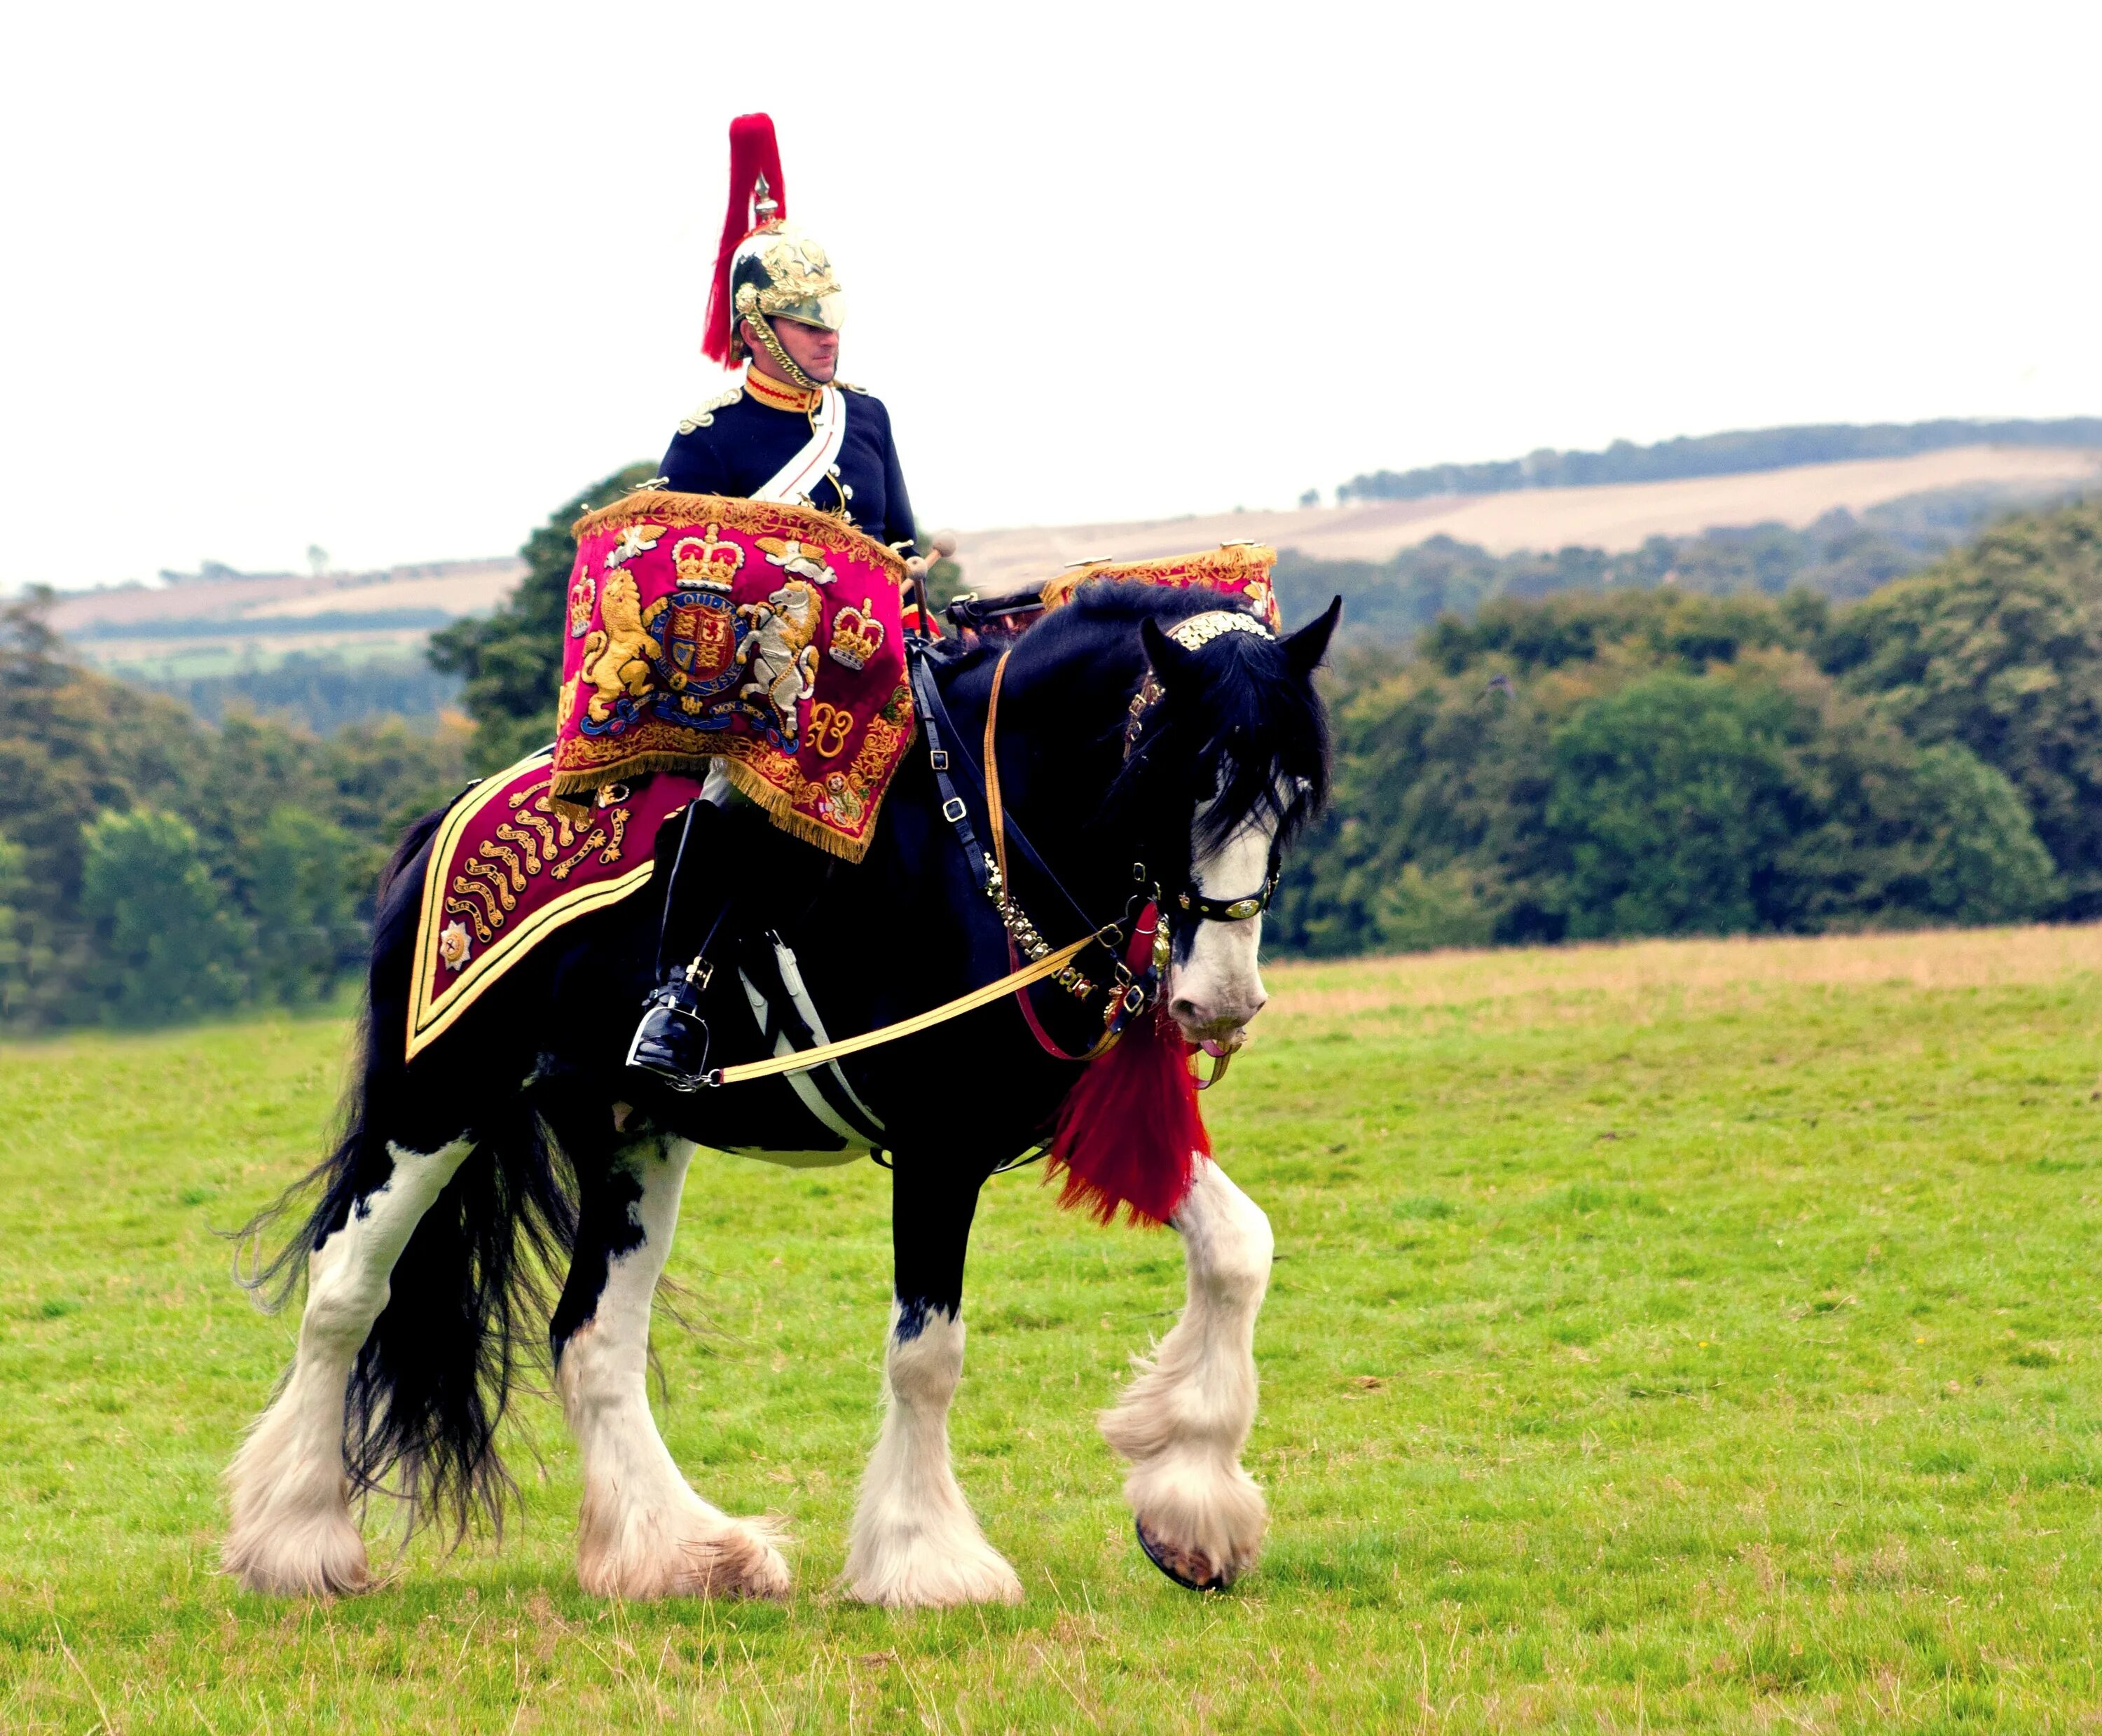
[535,794,577,848]
[496,818,551,867]
[597,808,630,864]
[444,894,493,944]
[476,839,528,890]
[550,829,609,881]
[462,857,518,911]
[452,874,506,928]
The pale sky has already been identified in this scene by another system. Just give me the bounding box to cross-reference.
[4,0,2097,589]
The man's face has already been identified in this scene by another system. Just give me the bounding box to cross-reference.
[754,316,839,384]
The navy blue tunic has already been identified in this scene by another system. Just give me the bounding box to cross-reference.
[658,383,918,552]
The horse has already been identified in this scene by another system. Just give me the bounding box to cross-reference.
[224,581,1339,1608]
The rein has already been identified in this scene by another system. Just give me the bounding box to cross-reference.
[699,935,1096,1087]
[698,621,1278,1090]
[986,650,1150,1063]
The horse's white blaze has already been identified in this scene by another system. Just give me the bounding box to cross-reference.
[844,1306,1022,1608]
[1099,1159,1272,1585]
[224,1136,472,1596]
[561,1136,788,1599]
[1168,806,1278,1042]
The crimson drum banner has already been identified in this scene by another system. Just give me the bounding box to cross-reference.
[552,490,915,862]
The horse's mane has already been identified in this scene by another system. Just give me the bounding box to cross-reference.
[996,581,1331,858]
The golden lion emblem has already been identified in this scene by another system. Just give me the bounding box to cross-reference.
[577,570,661,722]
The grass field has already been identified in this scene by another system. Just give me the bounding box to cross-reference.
[8,926,2102,1731]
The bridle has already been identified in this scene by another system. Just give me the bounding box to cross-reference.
[906,607,1282,1082]
[1120,616,1286,930]
[689,614,1284,1095]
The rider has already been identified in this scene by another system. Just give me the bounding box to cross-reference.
[628,112,926,1086]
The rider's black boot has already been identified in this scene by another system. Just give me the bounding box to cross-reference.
[626,964,713,1090]
[625,792,730,1091]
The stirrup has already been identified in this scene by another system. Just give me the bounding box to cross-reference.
[626,968,712,1091]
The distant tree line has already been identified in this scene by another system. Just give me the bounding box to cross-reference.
[146,651,463,733]
[16,469,2097,1032]
[1272,485,2077,648]
[1335,418,2102,504]
[1272,500,2102,955]
[0,595,467,1028]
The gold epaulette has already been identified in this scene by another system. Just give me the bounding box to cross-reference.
[677,386,743,434]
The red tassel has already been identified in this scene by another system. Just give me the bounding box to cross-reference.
[1048,1003,1207,1227]
[703,113,788,364]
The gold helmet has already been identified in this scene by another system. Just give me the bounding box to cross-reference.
[705,115,846,383]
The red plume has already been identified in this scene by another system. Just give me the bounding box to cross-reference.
[1047,1003,1207,1227]
[703,113,787,364]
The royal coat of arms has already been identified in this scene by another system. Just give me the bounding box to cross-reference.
[552,492,914,861]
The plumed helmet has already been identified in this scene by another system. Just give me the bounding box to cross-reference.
[729,223,846,344]
[704,114,846,366]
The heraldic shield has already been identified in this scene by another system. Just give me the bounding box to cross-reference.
[553,491,914,862]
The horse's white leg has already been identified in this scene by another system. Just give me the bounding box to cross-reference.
[224,1138,472,1596]
[844,1302,1023,1607]
[1099,1157,1273,1588]
[559,1136,790,1600]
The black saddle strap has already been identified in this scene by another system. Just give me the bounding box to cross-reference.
[907,641,1101,937]
[907,643,994,898]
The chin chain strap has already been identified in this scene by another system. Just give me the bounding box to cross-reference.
[743,308,822,393]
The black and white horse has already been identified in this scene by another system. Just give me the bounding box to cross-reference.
[226,583,1337,1607]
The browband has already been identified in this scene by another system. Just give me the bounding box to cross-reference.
[1167,611,1272,652]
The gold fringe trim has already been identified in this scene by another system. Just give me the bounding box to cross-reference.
[549,750,877,864]
[1040,542,1277,612]
[719,757,874,862]
[571,490,907,584]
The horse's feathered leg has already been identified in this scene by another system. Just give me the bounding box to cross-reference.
[1099,1158,1273,1590]
[224,1136,473,1595]
[552,1133,789,1601]
[844,1157,1022,1608]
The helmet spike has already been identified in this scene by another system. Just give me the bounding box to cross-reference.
[704,114,787,364]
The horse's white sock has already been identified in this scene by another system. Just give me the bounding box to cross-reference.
[225,1138,472,1594]
[1101,1158,1273,1585]
[845,1304,1022,1606]
[561,1137,787,1599]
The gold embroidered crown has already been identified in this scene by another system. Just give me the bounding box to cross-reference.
[827,597,886,670]
[671,527,744,593]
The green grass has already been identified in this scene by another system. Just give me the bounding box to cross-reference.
[7,930,2102,1730]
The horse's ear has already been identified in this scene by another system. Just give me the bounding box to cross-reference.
[1284,596,1342,677]
[1141,616,1200,687]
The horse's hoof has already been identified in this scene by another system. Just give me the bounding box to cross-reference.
[222,1511,371,1598]
[844,1532,1024,1608]
[1136,1519,1232,1592]
[577,1512,790,1601]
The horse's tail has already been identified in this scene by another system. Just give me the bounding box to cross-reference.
[235,800,578,1540]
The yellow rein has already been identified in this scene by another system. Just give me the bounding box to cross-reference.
[708,935,1094,1087]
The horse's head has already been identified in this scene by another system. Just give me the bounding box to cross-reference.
[1124,596,1340,1049]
